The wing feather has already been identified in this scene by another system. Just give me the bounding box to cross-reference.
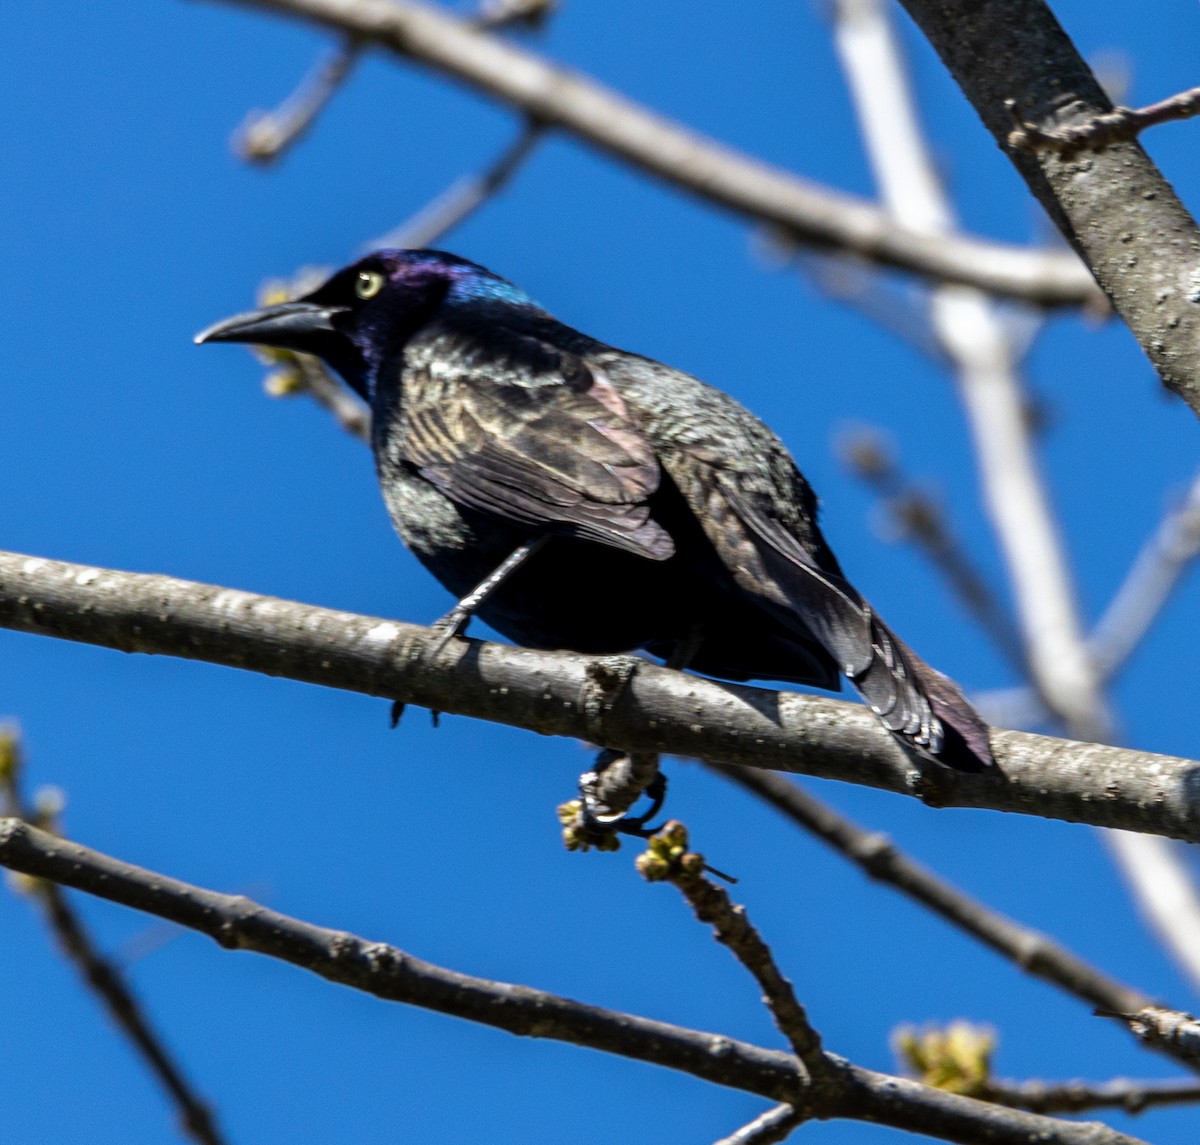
[402,342,673,560]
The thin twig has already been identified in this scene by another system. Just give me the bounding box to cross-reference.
[286,354,371,443]
[0,733,224,1145]
[986,1074,1200,1116]
[838,427,1026,672]
[8,550,1200,837]
[1088,470,1200,679]
[235,38,362,163]
[957,470,1200,725]
[636,822,828,1085]
[0,816,1153,1145]
[369,119,543,250]
[472,0,553,32]
[199,0,1101,307]
[711,1103,802,1145]
[707,764,1152,1015]
[1007,87,1200,155]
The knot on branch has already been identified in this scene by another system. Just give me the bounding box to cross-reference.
[579,654,640,743]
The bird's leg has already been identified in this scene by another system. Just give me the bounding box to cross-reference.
[578,623,706,836]
[427,536,550,656]
[664,622,705,672]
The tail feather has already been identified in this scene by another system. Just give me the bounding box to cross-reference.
[709,473,994,770]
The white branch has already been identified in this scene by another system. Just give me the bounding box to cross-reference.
[831,0,1108,741]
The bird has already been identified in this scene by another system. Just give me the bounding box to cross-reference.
[196,249,993,771]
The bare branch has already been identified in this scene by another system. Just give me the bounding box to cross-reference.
[1102,832,1200,996]
[1088,471,1200,679]
[235,38,361,163]
[0,734,224,1145]
[472,0,553,32]
[952,470,1200,727]
[195,0,1101,307]
[708,764,1152,1015]
[1008,86,1200,156]
[986,1074,1200,1116]
[5,550,1200,840]
[0,816,800,1100]
[369,119,543,249]
[897,0,1200,419]
[0,817,1156,1145]
[1107,1007,1200,1067]
[637,822,828,1084]
[832,0,1108,742]
[838,427,1026,673]
[711,1103,802,1145]
[278,353,371,443]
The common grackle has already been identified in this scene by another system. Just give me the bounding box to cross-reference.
[197,250,993,770]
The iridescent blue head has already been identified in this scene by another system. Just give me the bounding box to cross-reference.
[195,249,541,400]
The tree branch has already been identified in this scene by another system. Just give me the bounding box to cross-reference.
[1008,86,1200,156]
[369,118,543,249]
[0,817,799,1100]
[235,37,362,163]
[636,822,829,1085]
[711,1103,802,1145]
[0,735,224,1145]
[193,0,1102,307]
[1088,470,1200,680]
[708,764,1152,1016]
[0,817,1154,1145]
[832,0,1107,740]
[896,0,1200,419]
[987,1075,1200,1117]
[3,550,1200,839]
[1107,1007,1200,1067]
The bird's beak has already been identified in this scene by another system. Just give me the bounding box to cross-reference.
[194,300,348,350]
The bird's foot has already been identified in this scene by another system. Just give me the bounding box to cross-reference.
[580,767,669,839]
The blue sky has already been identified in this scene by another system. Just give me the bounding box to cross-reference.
[3,1,1200,1142]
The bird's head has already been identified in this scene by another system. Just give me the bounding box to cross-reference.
[195,249,534,401]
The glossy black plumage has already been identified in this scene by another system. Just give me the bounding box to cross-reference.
[197,250,993,770]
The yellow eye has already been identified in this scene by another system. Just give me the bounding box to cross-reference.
[355,270,385,299]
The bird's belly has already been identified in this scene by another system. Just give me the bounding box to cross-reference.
[376,463,678,651]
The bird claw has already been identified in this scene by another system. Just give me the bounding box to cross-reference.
[580,772,669,839]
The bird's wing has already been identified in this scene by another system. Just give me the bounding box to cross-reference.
[675,453,992,768]
[401,342,674,560]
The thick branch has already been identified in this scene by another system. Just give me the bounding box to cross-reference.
[0,817,798,1100]
[0,818,1152,1145]
[3,551,1200,839]
[195,0,1100,307]
[897,0,1200,418]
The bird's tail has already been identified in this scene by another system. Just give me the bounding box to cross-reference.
[707,471,995,770]
[848,614,994,771]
